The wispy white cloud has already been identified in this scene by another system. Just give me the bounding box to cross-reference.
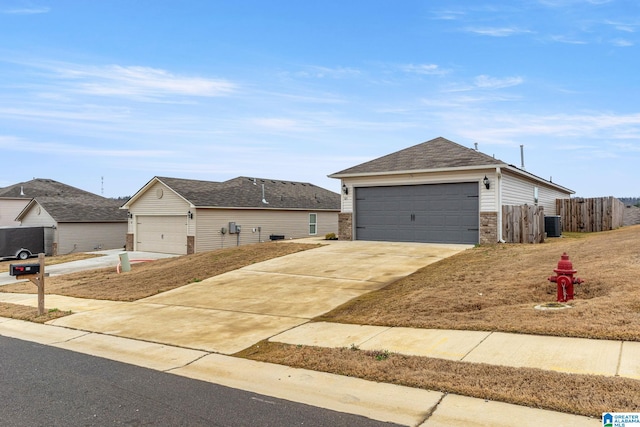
[292,66,361,79]
[400,63,450,76]
[50,64,236,99]
[0,136,175,158]
[474,75,524,89]
[431,10,465,20]
[549,34,588,44]
[464,27,532,37]
[611,38,634,47]
[451,111,640,146]
[1,7,49,14]
[537,0,612,6]
[605,20,637,33]
[441,75,524,93]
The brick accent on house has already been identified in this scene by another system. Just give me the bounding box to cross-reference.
[187,235,195,254]
[338,213,353,241]
[126,233,134,251]
[480,212,498,245]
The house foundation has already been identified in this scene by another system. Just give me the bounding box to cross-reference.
[480,212,498,245]
[338,213,353,241]
[126,233,134,251]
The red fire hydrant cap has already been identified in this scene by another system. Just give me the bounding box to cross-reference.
[554,252,577,274]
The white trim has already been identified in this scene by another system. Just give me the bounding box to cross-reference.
[309,212,318,235]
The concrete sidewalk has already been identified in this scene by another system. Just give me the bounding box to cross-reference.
[0,316,600,426]
[0,240,610,425]
[270,321,640,379]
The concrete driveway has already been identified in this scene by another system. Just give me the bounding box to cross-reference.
[49,240,470,354]
[0,249,177,286]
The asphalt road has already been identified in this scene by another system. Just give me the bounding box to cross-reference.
[0,335,402,427]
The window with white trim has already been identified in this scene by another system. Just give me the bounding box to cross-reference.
[309,213,317,235]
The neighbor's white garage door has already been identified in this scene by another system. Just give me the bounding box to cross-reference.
[136,215,187,254]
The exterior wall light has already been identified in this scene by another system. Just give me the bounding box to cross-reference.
[188,210,193,219]
[483,175,490,190]
[342,184,349,195]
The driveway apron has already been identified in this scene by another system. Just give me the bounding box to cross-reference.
[49,241,470,354]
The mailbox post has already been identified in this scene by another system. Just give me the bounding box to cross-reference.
[9,253,46,315]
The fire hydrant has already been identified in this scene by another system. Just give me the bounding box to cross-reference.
[548,252,583,302]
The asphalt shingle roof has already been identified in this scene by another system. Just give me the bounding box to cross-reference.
[0,179,127,222]
[330,137,504,176]
[0,178,98,199]
[34,197,128,222]
[155,176,340,211]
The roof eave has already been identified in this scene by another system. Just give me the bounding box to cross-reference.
[502,165,575,194]
[121,176,192,209]
[329,164,508,179]
[190,205,340,211]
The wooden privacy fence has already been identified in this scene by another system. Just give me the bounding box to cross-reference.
[556,197,625,232]
[502,205,545,244]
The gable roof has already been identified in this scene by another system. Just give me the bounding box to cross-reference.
[0,178,98,199]
[330,137,504,177]
[124,176,340,211]
[24,197,128,223]
[329,136,574,194]
[4,179,127,223]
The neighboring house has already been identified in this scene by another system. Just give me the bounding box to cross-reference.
[329,137,574,245]
[3,179,128,255]
[121,176,340,254]
[0,178,98,227]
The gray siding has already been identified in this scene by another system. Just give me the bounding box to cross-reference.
[195,209,338,251]
[56,223,127,254]
[20,204,56,227]
[0,199,29,227]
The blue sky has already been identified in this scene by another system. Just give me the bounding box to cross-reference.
[0,0,638,198]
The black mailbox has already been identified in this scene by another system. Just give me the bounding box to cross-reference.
[9,263,40,276]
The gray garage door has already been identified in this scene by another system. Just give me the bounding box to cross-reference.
[355,183,479,244]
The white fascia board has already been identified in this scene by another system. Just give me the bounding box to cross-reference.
[328,164,508,179]
[194,206,340,212]
[121,176,192,209]
[502,165,574,194]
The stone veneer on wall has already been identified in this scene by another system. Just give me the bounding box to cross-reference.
[338,213,353,241]
[480,212,498,245]
[126,233,134,251]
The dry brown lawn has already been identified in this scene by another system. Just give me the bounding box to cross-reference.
[0,253,101,274]
[0,242,318,301]
[318,225,640,341]
[0,302,72,323]
[237,341,640,418]
[2,229,640,418]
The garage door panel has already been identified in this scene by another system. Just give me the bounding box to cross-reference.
[137,215,187,254]
[355,183,479,244]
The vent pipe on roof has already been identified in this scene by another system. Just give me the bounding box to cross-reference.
[474,143,478,151]
[261,183,269,204]
[520,145,526,170]
[20,186,25,196]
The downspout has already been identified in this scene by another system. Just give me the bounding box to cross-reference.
[496,167,504,243]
